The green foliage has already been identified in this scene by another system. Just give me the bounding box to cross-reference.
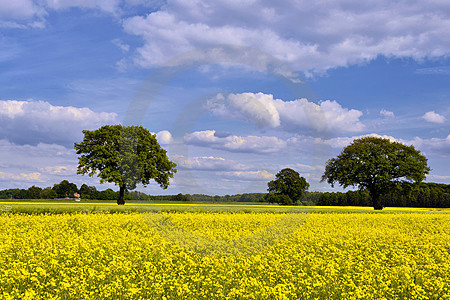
[27,186,42,199]
[74,125,177,204]
[79,184,97,199]
[267,168,309,203]
[322,137,430,210]
[40,187,57,199]
[52,180,78,198]
[266,193,293,205]
[171,193,190,201]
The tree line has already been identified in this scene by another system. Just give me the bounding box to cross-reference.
[0,180,155,201]
[317,182,450,208]
[0,180,267,202]
[2,180,449,208]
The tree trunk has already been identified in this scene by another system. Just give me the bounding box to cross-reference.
[117,186,125,205]
[371,192,383,210]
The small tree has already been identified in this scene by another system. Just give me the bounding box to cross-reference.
[268,168,309,204]
[321,136,430,210]
[74,125,177,205]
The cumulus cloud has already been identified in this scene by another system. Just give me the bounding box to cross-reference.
[172,155,248,171]
[121,0,450,74]
[156,130,173,145]
[422,111,446,124]
[380,109,394,118]
[207,93,280,128]
[207,92,365,134]
[0,100,118,146]
[184,130,287,153]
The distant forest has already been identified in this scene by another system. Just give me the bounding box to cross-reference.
[1,180,450,208]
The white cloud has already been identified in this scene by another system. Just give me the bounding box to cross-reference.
[156,130,173,145]
[6,1,450,75]
[122,0,450,75]
[207,92,365,134]
[0,100,118,146]
[184,130,287,153]
[0,171,44,182]
[422,111,446,124]
[380,109,395,118]
[0,139,115,189]
[40,165,77,175]
[172,155,247,171]
[207,93,280,128]
[408,135,450,157]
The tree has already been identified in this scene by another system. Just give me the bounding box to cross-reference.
[74,125,177,205]
[27,185,42,199]
[40,187,57,199]
[171,193,190,201]
[266,193,293,205]
[267,168,309,204]
[79,184,98,199]
[53,180,78,198]
[321,136,430,210]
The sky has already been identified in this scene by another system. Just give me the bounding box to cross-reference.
[0,0,449,196]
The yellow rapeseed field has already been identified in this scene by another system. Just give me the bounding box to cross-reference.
[0,211,449,299]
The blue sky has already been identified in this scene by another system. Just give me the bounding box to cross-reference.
[0,0,449,195]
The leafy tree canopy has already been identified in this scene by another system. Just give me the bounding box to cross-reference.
[27,185,42,199]
[321,136,430,210]
[268,168,309,204]
[74,125,177,205]
[266,193,293,205]
[52,180,78,198]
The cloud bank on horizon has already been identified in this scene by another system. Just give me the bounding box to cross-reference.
[0,0,449,194]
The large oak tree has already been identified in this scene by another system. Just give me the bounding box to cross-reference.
[321,136,430,210]
[74,125,177,205]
